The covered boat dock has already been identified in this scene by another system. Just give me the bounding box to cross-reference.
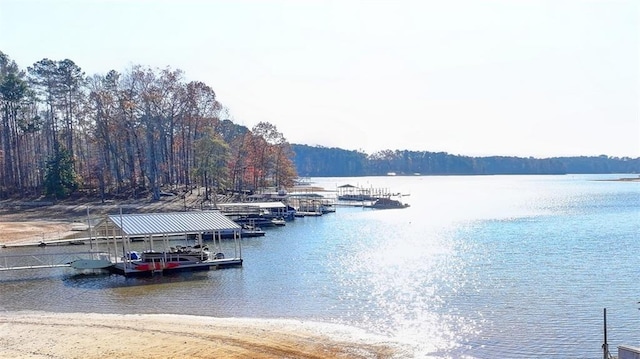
[215,201,294,223]
[99,211,243,276]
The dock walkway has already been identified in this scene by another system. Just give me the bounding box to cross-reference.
[0,251,107,271]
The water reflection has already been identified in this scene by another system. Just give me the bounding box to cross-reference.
[318,207,476,355]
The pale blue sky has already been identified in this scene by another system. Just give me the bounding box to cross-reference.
[1,0,638,158]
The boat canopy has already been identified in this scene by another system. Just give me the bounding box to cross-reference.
[106,211,241,236]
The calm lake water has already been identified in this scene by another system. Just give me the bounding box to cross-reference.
[1,174,639,358]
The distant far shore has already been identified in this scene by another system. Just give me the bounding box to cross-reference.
[607,176,640,182]
[618,176,640,182]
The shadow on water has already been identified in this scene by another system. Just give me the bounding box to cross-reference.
[0,275,61,285]
[61,270,211,290]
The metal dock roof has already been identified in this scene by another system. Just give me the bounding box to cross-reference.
[106,211,241,236]
[216,202,286,209]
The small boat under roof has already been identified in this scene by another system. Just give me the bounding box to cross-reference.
[111,247,241,276]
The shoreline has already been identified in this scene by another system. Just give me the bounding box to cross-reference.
[0,311,413,358]
[0,221,78,247]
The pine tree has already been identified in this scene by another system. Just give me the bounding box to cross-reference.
[43,143,79,199]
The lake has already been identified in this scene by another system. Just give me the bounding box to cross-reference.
[1,174,638,358]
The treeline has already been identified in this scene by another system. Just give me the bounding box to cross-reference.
[292,145,640,176]
[3,49,636,202]
[0,51,297,200]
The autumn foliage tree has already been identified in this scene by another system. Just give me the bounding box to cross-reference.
[244,122,296,190]
[193,126,230,201]
[0,50,298,200]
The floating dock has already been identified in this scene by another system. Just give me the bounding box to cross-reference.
[108,257,243,276]
[0,251,109,271]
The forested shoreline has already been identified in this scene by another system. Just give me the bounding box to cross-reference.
[0,51,297,201]
[292,144,640,177]
[1,50,637,203]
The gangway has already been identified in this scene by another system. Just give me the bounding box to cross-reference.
[0,251,111,271]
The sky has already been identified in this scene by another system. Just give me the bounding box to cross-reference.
[1,0,638,158]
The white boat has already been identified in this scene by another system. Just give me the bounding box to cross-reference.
[70,258,113,270]
[69,251,113,269]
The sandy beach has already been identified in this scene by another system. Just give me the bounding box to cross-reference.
[0,221,77,246]
[0,312,409,359]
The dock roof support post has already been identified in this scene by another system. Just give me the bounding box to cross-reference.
[238,229,242,259]
[603,308,609,359]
